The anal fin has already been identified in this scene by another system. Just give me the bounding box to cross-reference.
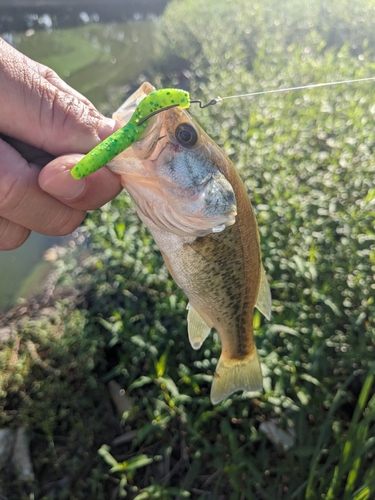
[210,350,263,404]
[187,303,211,350]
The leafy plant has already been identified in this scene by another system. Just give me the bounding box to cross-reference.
[1,0,375,498]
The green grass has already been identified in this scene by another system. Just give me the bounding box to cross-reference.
[1,0,375,498]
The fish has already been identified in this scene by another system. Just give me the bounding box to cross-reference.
[108,82,271,404]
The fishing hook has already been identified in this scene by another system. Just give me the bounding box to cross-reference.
[189,98,219,108]
[137,104,181,126]
[137,98,219,126]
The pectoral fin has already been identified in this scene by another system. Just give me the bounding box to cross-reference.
[187,303,212,350]
[255,265,272,320]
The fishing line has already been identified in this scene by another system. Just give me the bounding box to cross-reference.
[191,76,375,108]
[71,77,375,179]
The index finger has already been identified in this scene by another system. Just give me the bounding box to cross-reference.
[0,38,117,156]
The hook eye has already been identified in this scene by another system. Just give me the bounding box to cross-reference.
[190,98,218,109]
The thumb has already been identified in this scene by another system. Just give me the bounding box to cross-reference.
[0,38,117,156]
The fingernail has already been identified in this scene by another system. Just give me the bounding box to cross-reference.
[98,117,117,140]
[42,169,86,200]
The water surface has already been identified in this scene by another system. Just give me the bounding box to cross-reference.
[0,16,159,311]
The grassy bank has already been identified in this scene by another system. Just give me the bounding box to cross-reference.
[1,0,375,498]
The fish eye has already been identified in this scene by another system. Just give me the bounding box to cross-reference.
[175,123,198,148]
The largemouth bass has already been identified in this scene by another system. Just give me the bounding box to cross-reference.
[108,82,271,404]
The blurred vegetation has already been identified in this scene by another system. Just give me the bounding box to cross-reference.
[10,20,157,107]
[1,0,375,498]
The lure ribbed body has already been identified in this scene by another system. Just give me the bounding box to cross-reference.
[71,88,190,179]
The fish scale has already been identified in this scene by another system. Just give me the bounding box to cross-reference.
[187,208,260,359]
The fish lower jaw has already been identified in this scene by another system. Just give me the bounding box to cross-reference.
[148,205,237,238]
[211,211,236,233]
[206,210,235,234]
[212,224,226,233]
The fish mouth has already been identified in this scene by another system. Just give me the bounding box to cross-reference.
[140,128,237,237]
[111,102,237,238]
[134,182,237,238]
[154,167,237,236]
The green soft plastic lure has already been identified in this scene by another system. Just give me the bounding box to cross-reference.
[71,88,192,180]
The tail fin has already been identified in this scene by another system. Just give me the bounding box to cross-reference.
[210,351,263,405]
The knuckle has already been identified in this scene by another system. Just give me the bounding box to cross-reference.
[42,206,85,237]
[38,84,83,148]
[0,218,30,250]
[0,166,28,217]
[41,66,59,83]
[40,93,98,154]
[38,85,57,131]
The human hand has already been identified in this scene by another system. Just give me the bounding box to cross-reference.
[0,38,122,250]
